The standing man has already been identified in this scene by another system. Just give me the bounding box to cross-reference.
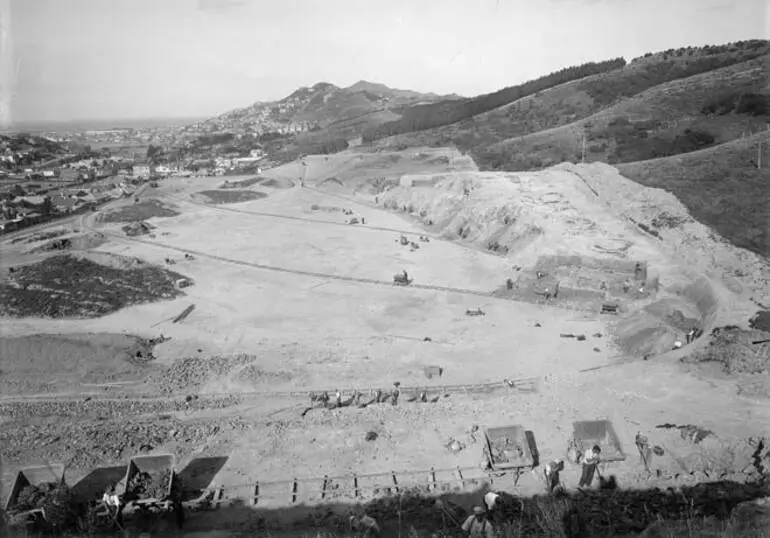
[482,490,503,524]
[578,445,602,489]
[461,506,496,538]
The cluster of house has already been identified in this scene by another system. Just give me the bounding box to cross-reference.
[0,181,139,234]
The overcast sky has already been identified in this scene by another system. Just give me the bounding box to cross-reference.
[10,0,768,123]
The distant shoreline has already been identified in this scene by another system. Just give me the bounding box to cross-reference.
[1,117,206,134]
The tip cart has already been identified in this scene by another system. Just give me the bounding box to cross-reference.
[568,419,626,464]
[481,425,535,485]
[4,463,72,531]
[121,453,184,529]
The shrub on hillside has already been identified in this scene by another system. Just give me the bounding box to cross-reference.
[702,92,770,117]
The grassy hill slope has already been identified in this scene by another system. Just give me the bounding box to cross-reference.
[478,54,769,170]
[616,131,770,257]
[372,40,769,153]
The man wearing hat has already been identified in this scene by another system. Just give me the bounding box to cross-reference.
[461,506,495,538]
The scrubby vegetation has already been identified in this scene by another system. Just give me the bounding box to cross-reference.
[362,58,626,142]
[617,131,770,257]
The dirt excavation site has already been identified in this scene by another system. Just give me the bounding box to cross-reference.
[2,147,770,536]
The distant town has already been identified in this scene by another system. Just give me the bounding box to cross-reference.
[0,123,279,235]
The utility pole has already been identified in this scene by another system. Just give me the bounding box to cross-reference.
[581,131,587,163]
[758,139,763,170]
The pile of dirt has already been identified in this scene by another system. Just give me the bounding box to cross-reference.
[26,232,106,253]
[10,228,69,244]
[122,221,155,236]
[197,190,266,204]
[0,415,250,471]
[0,254,187,318]
[750,310,770,332]
[219,177,263,189]
[234,363,294,386]
[102,199,179,222]
[683,326,770,374]
[127,469,172,499]
[151,354,258,395]
[0,394,242,419]
[8,482,80,530]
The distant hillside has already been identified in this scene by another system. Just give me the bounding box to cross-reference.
[616,131,770,258]
[204,81,460,135]
[373,40,769,155]
[478,54,769,169]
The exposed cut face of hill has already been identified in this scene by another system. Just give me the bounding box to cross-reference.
[378,163,767,355]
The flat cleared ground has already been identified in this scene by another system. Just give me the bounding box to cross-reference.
[1,149,769,533]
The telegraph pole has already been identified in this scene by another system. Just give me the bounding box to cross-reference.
[758,139,762,170]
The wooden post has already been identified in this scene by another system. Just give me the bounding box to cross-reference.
[291,478,298,504]
[252,482,259,506]
[455,467,465,490]
[430,468,437,492]
[353,474,360,498]
[758,140,763,170]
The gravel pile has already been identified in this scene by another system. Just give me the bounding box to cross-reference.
[151,354,258,394]
[0,394,242,419]
[0,416,250,471]
[683,327,770,374]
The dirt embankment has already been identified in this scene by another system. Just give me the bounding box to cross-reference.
[376,164,762,359]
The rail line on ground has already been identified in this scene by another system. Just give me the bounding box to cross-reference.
[84,222,596,313]
[0,376,541,405]
[157,190,432,238]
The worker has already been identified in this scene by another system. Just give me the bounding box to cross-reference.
[334,389,342,407]
[402,270,409,282]
[350,513,381,538]
[635,432,652,473]
[686,327,696,344]
[578,445,602,489]
[391,382,401,405]
[101,483,125,527]
[544,459,565,494]
[482,490,504,523]
[461,506,495,538]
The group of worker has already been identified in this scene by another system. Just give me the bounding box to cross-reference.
[673,325,702,350]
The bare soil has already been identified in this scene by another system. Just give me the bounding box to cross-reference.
[0,332,159,395]
[0,254,187,318]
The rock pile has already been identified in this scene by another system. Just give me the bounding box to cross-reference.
[152,354,258,395]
